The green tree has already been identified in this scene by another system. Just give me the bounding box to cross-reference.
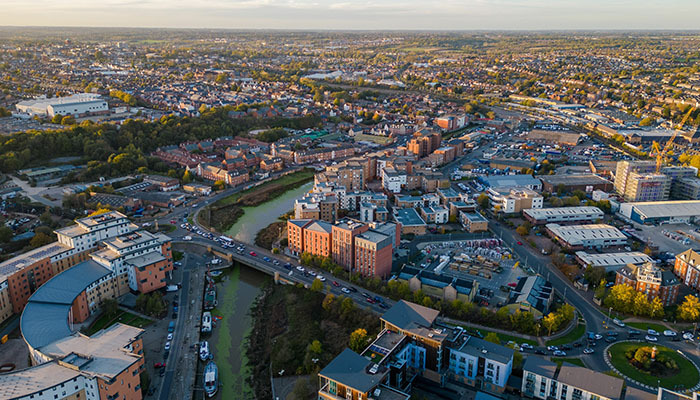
[639,117,655,126]
[102,298,119,318]
[310,278,323,292]
[477,193,489,210]
[51,114,63,124]
[649,297,664,318]
[678,295,700,321]
[542,312,561,336]
[0,226,13,243]
[349,328,369,352]
[60,115,76,125]
[30,232,54,248]
[484,332,500,344]
[516,225,529,236]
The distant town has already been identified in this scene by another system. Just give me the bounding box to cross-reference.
[1,28,700,400]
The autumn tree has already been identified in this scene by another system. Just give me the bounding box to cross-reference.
[349,328,369,352]
[678,295,700,322]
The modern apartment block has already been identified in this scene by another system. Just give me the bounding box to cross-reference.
[487,187,543,214]
[522,357,632,400]
[615,262,680,306]
[318,301,516,400]
[0,211,153,325]
[407,130,442,157]
[294,191,338,223]
[287,217,398,278]
[614,161,697,202]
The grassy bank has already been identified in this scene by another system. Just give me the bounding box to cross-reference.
[546,323,585,346]
[246,283,380,397]
[84,310,151,336]
[254,221,285,250]
[198,169,314,232]
[608,342,699,388]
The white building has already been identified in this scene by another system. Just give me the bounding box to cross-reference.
[15,94,108,117]
[522,357,627,400]
[55,211,136,255]
[523,206,604,225]
[487,187,543,214]
[447,336,514,393]
[546,223,627,250]
[381,167,407,194]
[575,251,653,272]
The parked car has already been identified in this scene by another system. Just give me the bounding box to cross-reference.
[165,341,171,351]
[249,251,257,257]
[663,330,677,337]
[647,329,659,336]
[553,350,567,356]
[167,333,173,341]
[547,345,559,351]
[683,332,694,341]
[154,362,166,368]
[535,349,545,355]
[645,335,658,342]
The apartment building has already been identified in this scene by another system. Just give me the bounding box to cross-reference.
[407,130,441,158]
[354,230,393,278]
[674,249,700,290]
[294,192,338,223]
[615,262,680,306]
[487,187,543,214]
[447,336,514,393]
[303,221,333,258]
[287,219,312,256]
[332,218,369,271]
[522,357,628,400]
[459,211,488,233]
[614,161,697,202]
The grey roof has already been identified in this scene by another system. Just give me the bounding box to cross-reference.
[382,300,439,332]
[288,219,312,228]
[306,220,333,234]
[623,387,657,400]
[319,348,386,393]
[481,175,541,189]
[393,208,426,226]
[456,337,514,364]
[22,260,111,349]
[558,362,624,400]
[28,260,110,304]
[522,356,557,379]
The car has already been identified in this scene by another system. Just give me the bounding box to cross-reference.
[553,350,567,356]
[154,362,166,368]
[172,312,178,319]
[607,331,619,337]
[159,368,166,377]
[348,286,358,293]
[647,329,659,336]
[167,333,173,341]
[366,297,376,304]
[605,336,616,343]
[263,256,271,262]
[164,341,171,351]
[547,345,559,351]
[296,265,305,272]
[317,275,326,282]
[535,349,545,355]
[284,263,292,270]
[645,335,658,342]
[683,332,694,341]
[507,282,517,287]
[613,318,625,327]
[517,241,523,245]
[341,287,351,294]
[521,343,534,350]
[378,303,389,309]
[572,341,582,348]
[272,260,280,266]
[147,387,156,396]
[561,344,572,350]
[308,270,317,277]
[362,292,371,298]
[594,334,603,340]
[583,348,594,354]
[249,251,257,257]
[663,330,677,337]
[628,329,640,336]
[332,281,340,287]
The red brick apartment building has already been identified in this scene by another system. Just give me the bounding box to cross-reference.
[675,249,700,290]
[615,262,680,306]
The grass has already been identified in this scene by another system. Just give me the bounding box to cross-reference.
[546,323,586,346]
[214,170,314,207]
[85,310,152,336]
[462,326,537,346]
[352,133,394,145]
[552,357,586,368]
[626,322,668,333]
[608,342,699,389]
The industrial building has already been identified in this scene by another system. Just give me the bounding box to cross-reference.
[575,251,653,272]
[619,200,700,225]
[523,206,604,225]
[15,94,109,117]
[545,223,627,250]
[540,174,613,194]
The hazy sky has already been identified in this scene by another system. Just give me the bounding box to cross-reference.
[1,0,699,30]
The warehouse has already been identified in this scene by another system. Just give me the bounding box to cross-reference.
[540,174,613,194]
[523,206,604,225]
[545,223,627,250]
[575,251,653,272]
[619,200,700,225]
[527,129,583,146]
[15,94,109,117]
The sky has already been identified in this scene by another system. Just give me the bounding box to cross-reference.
[1,0,699,30]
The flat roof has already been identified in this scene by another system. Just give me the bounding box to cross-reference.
[0,361,81,400]
[481,175,541,188]
[625,200,700,219]
[393,208,426,227]
[541,174,611,186]
[0,242,71,282]
[524,206,603,219]
[575,251,652,267]
[124,252,166,268]
[546,223,626,245]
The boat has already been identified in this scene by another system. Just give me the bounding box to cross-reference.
[203,361,218,398]
[199,341,211,361]
[201,312,212,333]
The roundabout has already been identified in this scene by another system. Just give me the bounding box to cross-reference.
[606,341,700,391]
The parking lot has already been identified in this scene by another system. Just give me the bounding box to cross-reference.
[635,223,700,255]
[416,239,528,306]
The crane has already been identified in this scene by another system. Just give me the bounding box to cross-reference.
[652,106,696,173]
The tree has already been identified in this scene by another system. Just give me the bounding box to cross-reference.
[584,266,606,287]
[516,225,529,236]
[0,226,13,243]
[484,332,500,344]
[213,180,226,191]
[649,297,664,318]
[88,208,112,217]
[61,115,76,125]
[678,295,700,321]
[290,377,311,400]
[102,298,119,318]
[310,278,323,292]
[477,193,489,210]
[542,312,561,336]
[51,114,63,124]
[30,232,54,248]
[349,328,369,352]
[182,170,193,184]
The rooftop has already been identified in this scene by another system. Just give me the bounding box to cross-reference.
[381,300,445,342]
[558,362,624,400]
[575,251,653,267]
[319,348,388,394]
[454,336,514,365]
[0,242,71,282]
[393,208,426,227]
[541,174,611,186]
[623,200,700,219]
[524,206,603,219]
[0,361,81,400]
[546,223,627,245]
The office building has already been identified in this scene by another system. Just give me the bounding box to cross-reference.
[15,94,109,117]
[487,187,543,214]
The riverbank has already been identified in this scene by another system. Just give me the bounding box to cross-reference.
[198,169,314,232]
[246,283,381,398]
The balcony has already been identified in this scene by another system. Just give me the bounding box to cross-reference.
[318,383,346,400]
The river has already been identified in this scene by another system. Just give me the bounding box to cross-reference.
[210,264,269,398]
[224,181,313,244]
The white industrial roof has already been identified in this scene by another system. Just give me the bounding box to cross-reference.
[626,200,700,219]
[524,206,603,219]
[546,223,626,245]
[575,251,653,267]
